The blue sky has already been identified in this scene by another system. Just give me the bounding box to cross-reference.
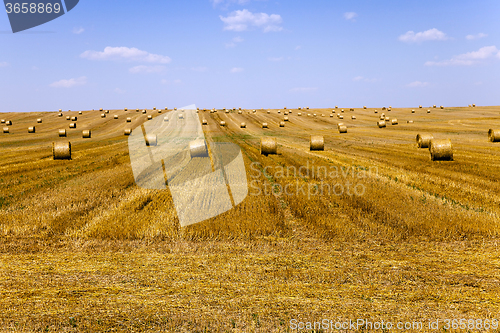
[1,0,499,112]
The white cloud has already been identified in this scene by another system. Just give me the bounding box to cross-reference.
[289,87,318,93]
[268,57,283,62]
[129,65,166,73]
[425,45,500,66]
[466,33,487,40]
[407,81,429,87]
[114,88,125,94]
[81,47,171,64]
[231,67,244,73]
[399,28,448,43]
[220,9,283,32]
[50,76,87,88]
[0,62,8,67]
[343,12,358,21]
[225,36,244,48]
[191,66,208,72]
[73,27,84,34]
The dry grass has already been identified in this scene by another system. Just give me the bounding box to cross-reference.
[0,106,500,331]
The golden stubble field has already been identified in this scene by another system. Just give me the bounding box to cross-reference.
[0,105,500,332]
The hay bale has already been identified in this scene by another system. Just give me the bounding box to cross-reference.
[440,106,444,109]
[202,119,208,125]
[338,125,347,133]
[79,111,83,115]
[427,109,431,113]
[377,120,386,128]
[472,104,476,107]
[277,110,281,114]
[189,139,209,158]
[321,114,325,117]
[145,134,157,146]
[165,107,168,110]
[225,109,230,113]
[262,123,268,128]
[178,114,184,119]
[387,107,392,111]
[298,113,302,116]
[260,137,277,155]
[100,108,103,111]
[0,119,4,123]
[52,142,71,160]
[341,109,344,113]
[468,104,471,107]
[374,110,378,113]
[28,126,35,133]
[338,115,343,119]
[350,108,354,112]
[289,110,292,114]
[114,115,119,119]
[147,115,153,120]
[380,115,385,120]
[136,109,140,112]
[126,117,131,122]
[69,123,76,128]
[284,111,288,115]
[105,110,109,113]
[58,113,63,117]
[310,135,324,150]
[240,122,246,128]
[59,129,66,137]
[284,107,287,109]
[101,113,106,118]
[238,110,242,114]
[306,107,309,109]
[158,110,162,113]
[430,139,453,161]
[337,122,344,127]
[153,107,156,110]
[142,110,147,114]
[124,129,132,136]
[279,121,285,127]
[298,107,302,110]
[284,116,289,121]
[220,121,226,126]
[267,110,271,114]
[419,105,422,108]
[329,114,333,117]
[59,109,62,112]
[82,130,91,138]
[124,108,127,111]
[433,105,436,108]
[174,108,177,110]
[411,109,415,113]
[407,120,414,124]
[351,116,356,120]
[416,133,433,148]
[363,106,367,109]
[382,107,386,110]
[391,118,398,125]
[253,110,256,113]
[66,116,70,120]
[385,116,390,121]
[239,107,241,110]
[488,129,500,142]
[2,127,9,133]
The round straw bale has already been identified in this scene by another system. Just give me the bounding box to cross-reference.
[253,110,256,113]
[220,121,226,126]
[189,139,209,158]
[100,108,103,111]
[240,122,246,128]
[407,120,414,124]
[124,129,132,136]
[310,135,324,150]
[225,109,230,113]
[284,116,289,121]
[382,107,386,110]
[338,125,347,133]
[430,139,453,161]
[202,119,208,125]
[298,107,302,110]
[363,106,367,109]
[28,126,35,133]
[58,113,63,117]
[416,133,433,148]
[52,142,71,160]
[337,122,344,128]
[307,113,311,117]
[427,109,431,113]
[267,110,271,114]
[260,137,277,155]
[6,121,11,125]
[174,108,177,110]
[298,113,302,116]
[59,109,62,112]
[126,117,131,122]
[350,108,354,111]
[341,109,344,113]
[262,123,268,128]
[338,115,343,119]
[284,111,288,115]
[440,106,444,109]
[105,110,109,113]
[147,115,153,120]
[388,107,392,111]
[239,107,241,110]
[0,119,4,123]
[433,105,436,108]
[79,111,83,115]
[142,110,147,114]
[158,110,162,113]
[82,130,91,138]
[238,110,242,114]
[468,104,471,107]
[277,110,281,114]
[289,110,292,114]
[59,129,66,137]
[279,121,285,127]
[377,120,386,128]
[153,107,156,110]
[335,106,338,108]
[124,108,127,111]
[411,109,415,113]
[321,114,325,117]
[3,127,9,133]
[145,134,157,146]
[284,107,287,109]
[69,123,76,128]
[391,118,398,125]
[66,116,70,120]
[351,116,356,120]
[472,104,476,107]
[329,114,333,117]
[385,116,390,121]
[136,109,139,112]
[419,105,422,108]
[380,114,385,120]
[306,107,309,109]
[114,115,119,119]
[178,114,184,119]
[165,107,168,110]
[101,113,106,118]
[488,129,500,142]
